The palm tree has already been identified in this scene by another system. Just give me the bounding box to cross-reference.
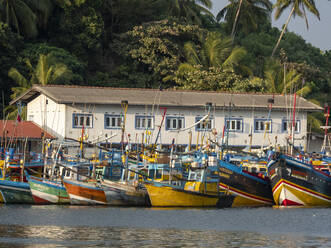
[153,0,214,25]
[216,0,272,38]
[0,0,53,38]
[271,0,320,57]
[263,58,313,95]
[179,32,247,71]
[7,53,70,119]
[165,31,249,90]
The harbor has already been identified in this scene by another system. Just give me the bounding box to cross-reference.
[0,85,330,209]
[0,0,330,247]
[0,205,330,247]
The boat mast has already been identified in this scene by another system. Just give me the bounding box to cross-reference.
[21,137,28,182]
[260,96,274,155]
[120,100,128,180]
[321,104,330,153]
[120,100,128,152]
[154,107,167,147]
[291,93,297,155]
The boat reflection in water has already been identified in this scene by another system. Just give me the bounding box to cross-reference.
[0,205,330,247]
[0,224,330,248]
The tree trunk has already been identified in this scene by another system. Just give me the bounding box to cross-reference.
[231,0,243,39]
[271,6,295,57]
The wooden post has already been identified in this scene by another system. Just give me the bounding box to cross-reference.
[21,137,28,182]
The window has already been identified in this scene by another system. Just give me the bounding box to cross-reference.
[282,119,300,133]
[254,119,272,133]
[135,115,154,130]
[225,118,243,132]
[73,113,93,128]
[166,116,184,130]
[28,115,34,121]
[196,116,213,131]
[105,114,122,129]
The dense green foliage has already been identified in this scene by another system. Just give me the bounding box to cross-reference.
[0,0,330,132]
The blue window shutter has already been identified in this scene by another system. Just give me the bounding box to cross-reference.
[165,117,169,130]
[72,113,76,128]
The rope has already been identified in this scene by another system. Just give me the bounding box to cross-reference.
[169,114,209,132]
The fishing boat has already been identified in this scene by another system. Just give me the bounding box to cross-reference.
[145,171,220,207]
[0,178,34,204]
[28,172,70,204]
[97,157,150,206]
[27,144,74,204]
[62,161,108,205]
[145,152,228,207]
[63,179,107,205]
[101,179,149,206]
[0,148,45,204]
[218,153,274,207]
[63,153,146,206]
[267,152,331,206]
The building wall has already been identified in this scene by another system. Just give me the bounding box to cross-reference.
[26,94,308,149]
[61,102,308,149]
[27,95,66,138]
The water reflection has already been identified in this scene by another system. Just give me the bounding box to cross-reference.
[0,225,330,248]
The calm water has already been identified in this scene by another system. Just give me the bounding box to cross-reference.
[0,205,330,247]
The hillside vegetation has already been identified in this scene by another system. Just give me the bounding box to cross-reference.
[0,0,329,132]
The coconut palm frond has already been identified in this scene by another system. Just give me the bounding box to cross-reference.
[184,42,201,66]
[296,85,312,97]
[222,46,246,68]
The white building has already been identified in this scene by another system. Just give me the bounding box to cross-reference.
[11,85,322,150]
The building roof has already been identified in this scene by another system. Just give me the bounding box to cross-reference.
[0,120,55,140]
[11,84,322,111]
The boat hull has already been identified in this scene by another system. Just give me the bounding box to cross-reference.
[28,177,70,204]
[145,182,219,207]
[102,179,150,206]
[268,154,331,206]
[0,180,34,204]
[218,161,274,207]
[63,180,107,205]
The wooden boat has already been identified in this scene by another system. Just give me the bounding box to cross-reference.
[145,182,220,207]
[61,161,108,205]
[145,160,223,207]
[98,162,150,206]
[62,158,147,205]
[0,151,44,204]
[267,153,331,206]
[101,179,149,206]
[218,155,274,207]
[63,179,107,205]
[27,150,75,205]
[28,175,70,204]
[61,146,142,205]
[0,179,34,204]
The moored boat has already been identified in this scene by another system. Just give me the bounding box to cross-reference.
[101,179,149,206]
[98,160,150,206]
[28,176,70,204]
[0,179,34,204]
[63,179,107,205]
[145,180,220,207]
[218,155,274,207]
[145,155,227,207]
[267,153,331,206]
[0,151,44,204]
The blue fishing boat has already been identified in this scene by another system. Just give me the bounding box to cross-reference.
[218,153,274,207]
[0,149,44,204]
[267,152,331,206]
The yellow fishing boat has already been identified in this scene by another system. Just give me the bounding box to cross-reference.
[145,182,219,207]
[145,164,221,207]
